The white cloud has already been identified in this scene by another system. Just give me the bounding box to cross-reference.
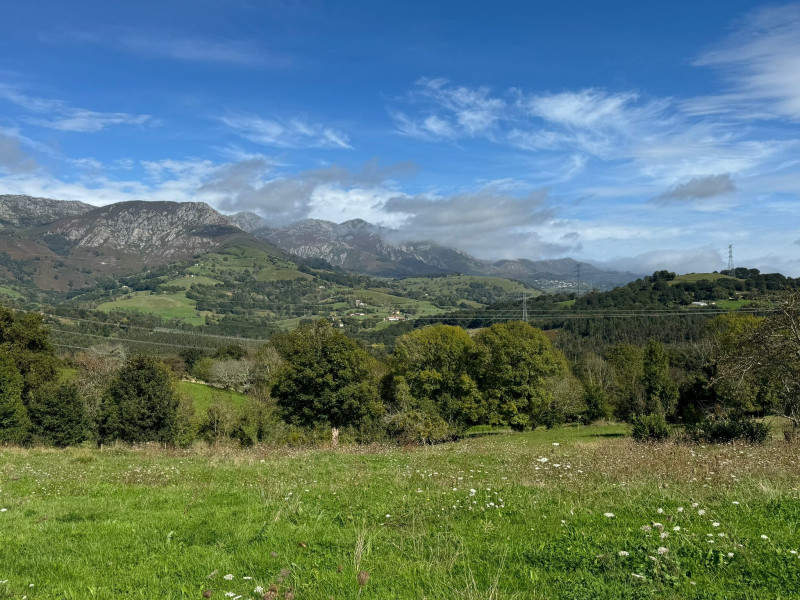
[221,114,352,149]
[0,85,151,133]
[690,4,800,120]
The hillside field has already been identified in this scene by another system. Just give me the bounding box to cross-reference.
[1,425,798,599]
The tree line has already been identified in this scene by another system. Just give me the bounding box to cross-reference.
[2,288,799,447]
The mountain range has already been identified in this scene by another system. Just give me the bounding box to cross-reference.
[0,194,639,293]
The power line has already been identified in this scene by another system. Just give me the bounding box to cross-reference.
[49,329,215,350]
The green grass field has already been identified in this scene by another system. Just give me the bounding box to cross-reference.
[669,273,739,285]
[1,425,798,599]
[0,285,22,299]
[97,292,204,325]
[714,299,757,310]
[164,275,222,289]
[178,380,251,416]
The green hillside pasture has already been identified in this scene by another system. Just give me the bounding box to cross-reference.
[178,380,251,417]
[164,275,222,289]
[395,275,538,296]
[1,425,798,599]
[0,284,22,299]
[98,292,204,325]
[669,273,739,285]
[714,299,757,310]
[188,248,309,282]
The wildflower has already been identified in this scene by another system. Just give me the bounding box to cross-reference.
[691,502,699,508]
[604,513,615,518]
[552,443,560,446]
[537,457,548,463]
[385,514,391,518]
[673,526,681,531]
[632,573,646,580]
[727,552,734,558]
[660,532,668,539]
[657,547,669,555]
[224,574,234,581]
[791,550,798,555]
[618,551,630,557]
[469,489,477,497]
[657,508,664,514]
[712,522,720,527]
[677,507,684,512]
[652,522,664,530]
[254,587,264,594]
[641,525,652,533]
[761,535,769,540]
[697,509,706,516]
[0,509,6,512]
[732,501,740,505]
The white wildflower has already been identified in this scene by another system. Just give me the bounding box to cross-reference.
[223,574,234,581]
[712,522,720,527]
[697,509,706,516]
[618,550,630,557]
[254,586,264,594]
[761,534,769,540]
[604,512,615,518]
[657,508,664,514]
[727,552,734,558]
[673,526,680,531]
[657,547,669,555]
[677,507,684,512]
[660,532,668,539]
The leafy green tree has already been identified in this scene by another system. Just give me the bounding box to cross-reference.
[643,339,678,416]
[605,344,645,420]
[391,324,483,429]
[0,306,58,400]
[0,356,31,444]
[272,320,383,429]
[98,355,179,444]
[474,322,568,429]
[28,383,88,447]
[714,292,800,433]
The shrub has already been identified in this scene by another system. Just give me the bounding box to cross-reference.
[631,413,670,442]
[99,355,180,444]
[28,383,88,447]
[688,416,770,444]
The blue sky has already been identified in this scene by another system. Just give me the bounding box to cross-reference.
[1,1,800,275]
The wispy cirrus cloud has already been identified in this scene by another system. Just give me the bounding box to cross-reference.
[687,4,800,121]
[221,114,352,149]
[0,85,151,133]
[45,28,289,68]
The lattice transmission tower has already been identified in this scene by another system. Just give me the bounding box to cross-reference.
[727,244,734,275]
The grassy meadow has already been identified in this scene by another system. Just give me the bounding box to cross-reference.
[1,425,798,599]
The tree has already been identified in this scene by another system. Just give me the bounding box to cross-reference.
[0,306,58,401]
[99,355,180,444]
[0,356,31,445]
[28,383,88,447]
[474,321,567,429]
[391,324,483,429]
[272,320,383,429]
[605,344,645,420]
[643,340,678,416]
[715,292,800,432]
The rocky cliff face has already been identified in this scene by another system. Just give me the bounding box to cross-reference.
[0,195,94,229]
[46,201,236,260]
[255,217,639,288]
[227,211,270,233]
